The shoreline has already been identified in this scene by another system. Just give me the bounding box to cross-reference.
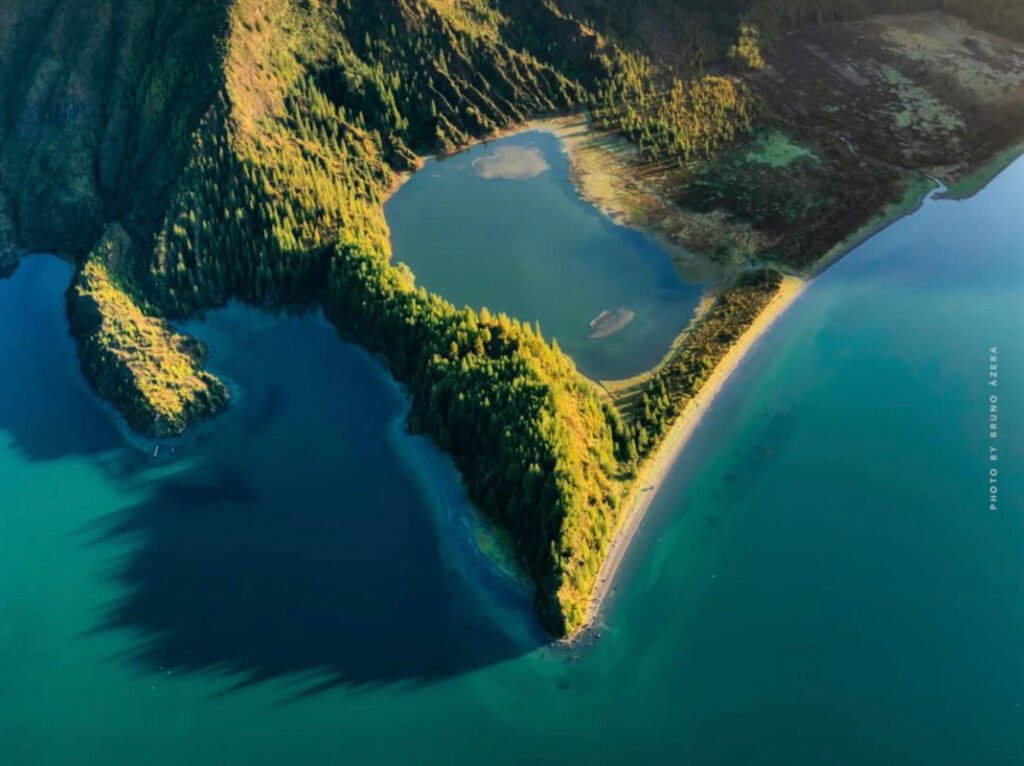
[809,171,939,279]
[573,275,806,640]
[385,114,1024,643]
[569,141,1024,641]
[528,115,712,275]
[937,141,1024,201]
[567,171,940,642]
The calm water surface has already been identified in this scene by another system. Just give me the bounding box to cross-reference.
[1,158,1023,765]
[387,130,706,381]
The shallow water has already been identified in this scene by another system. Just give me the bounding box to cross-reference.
[1,157,1022,765]
[386,130,705,381]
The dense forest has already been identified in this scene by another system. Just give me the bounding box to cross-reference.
[68,225,229,437]
[1,0,1023,635]
[114,0,627,634]
[617,270,783,465]
[591,55,757,163]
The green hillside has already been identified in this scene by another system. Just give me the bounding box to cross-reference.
[1,0,1022,635]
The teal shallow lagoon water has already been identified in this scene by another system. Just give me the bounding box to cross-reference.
[2,158,1023,764]
[386,130,706,381]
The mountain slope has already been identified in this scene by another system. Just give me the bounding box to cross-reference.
[1,0,1022,636]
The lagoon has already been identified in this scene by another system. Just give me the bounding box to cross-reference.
[1,158,1023,765]
[386,130,705,381]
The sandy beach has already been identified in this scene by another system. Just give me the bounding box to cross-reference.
[386,113,999,642]
[577,275,807,636]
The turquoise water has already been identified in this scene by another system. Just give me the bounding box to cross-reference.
[2,157,1023,764]
[387,130,707,381]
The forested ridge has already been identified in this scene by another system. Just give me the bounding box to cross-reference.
[68,225,229,437]
[1,0,1023,635]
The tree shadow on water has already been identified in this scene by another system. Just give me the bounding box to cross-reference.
[1,262,545,698]
[88,454,545,699]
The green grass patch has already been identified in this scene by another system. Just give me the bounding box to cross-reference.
[745,130,817,167]
[880,64,964,135]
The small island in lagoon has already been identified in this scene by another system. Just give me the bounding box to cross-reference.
[387,128,703,382]
[0,0,1022,643]
[587,308,635,339]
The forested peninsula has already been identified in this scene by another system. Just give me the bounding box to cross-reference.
[1,0,1022,636]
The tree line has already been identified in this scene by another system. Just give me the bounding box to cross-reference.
[591,52,757,164]
[62,0,1024,635]
[137,1,627,635]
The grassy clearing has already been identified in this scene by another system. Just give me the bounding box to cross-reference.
[745,130,818,167]
[543,116,770,271]
[879,15,1024,101]
[880,63,965,134]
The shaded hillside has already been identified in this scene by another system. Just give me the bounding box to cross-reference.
[0,0,229,254]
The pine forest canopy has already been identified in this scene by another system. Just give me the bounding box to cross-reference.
[0,0,1022,634]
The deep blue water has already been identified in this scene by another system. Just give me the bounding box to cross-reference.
[0,257,542,698]
[1,156,1022,765]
